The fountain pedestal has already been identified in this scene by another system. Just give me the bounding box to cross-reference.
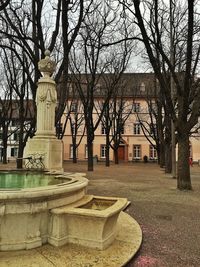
[25,137,63,171]
[25,51,63,171]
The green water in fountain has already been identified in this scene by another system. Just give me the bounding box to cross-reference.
[0,172,68,189]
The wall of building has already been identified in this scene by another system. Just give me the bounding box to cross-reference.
[62,98,200,163]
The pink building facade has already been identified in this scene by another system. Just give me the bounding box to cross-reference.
[61,73,200,163]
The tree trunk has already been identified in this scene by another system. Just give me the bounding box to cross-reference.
[157,102,165,168]
[2,128,8,164]
[72,143,77,163]
[114,148,119,164]
[165,142,172,173]
[87,139,93,171]
[177,133,192,190]
[72,137,77,163]
[157,146,160,165]
[165,116,172,173]
[17,121,25,169]
[2,145,7,164]
[159,142,165,168]
[17,145,23,169]
[105,134,110,167]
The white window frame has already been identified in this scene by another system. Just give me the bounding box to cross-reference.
[85,145,88,159]
[71,102,77,112]
[149,145,157,160]
[150,123,157,135]
[121,125,124,134]
[133,102,140,113]
[133,123,141,135]
[70,144,78,159]
[13,132,19,141]
[100,145,106,158]
[71,123,76,135]
[11,147,18,157]
[133,145,141,159]
[101,124,106,135]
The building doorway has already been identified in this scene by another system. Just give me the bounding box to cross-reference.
[118,145,125,161]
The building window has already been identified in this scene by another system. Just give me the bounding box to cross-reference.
[149,145,157,159]
[149,102,157,113]
[70,144,77,159]
[0,147,2,161]
[101,124,106,134]
[85,145,88,159]
[71,102,77,112]
[133,103,140,113]
[11,147,18,157]
[71,123,76,135]
[56,122,63,136]
[95,83,101,93]
[133,145,141,159]
[120,125,124,134]
[140,82,146,93]
[100,145,106,158]
[133,123,141,135]
[11,120,19,127]
[150,123,157,135]
[13,133,19,141]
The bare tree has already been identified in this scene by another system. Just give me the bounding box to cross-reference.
[70,0,132,171]
[66,90,85,163]
[0,0,10,11]
[0,45,35,167]
[110,89,133,164]
[0,49,17,164]
[121,0,200,190]
[0,0,88,128]
[135,76,169,168]
[0,100,13,164]
[98,77,133,165]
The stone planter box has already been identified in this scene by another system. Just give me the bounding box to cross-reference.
[48,195,128,250]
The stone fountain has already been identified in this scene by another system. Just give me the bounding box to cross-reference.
[0,52,142,266]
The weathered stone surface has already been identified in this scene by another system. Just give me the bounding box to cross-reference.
[0,212,142,267]
[49,195,128,250]
[0,172,88,251]
[24,51,63,172]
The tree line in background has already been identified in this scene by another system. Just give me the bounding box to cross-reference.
[0,0,200,190]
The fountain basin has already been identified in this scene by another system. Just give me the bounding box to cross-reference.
[49,195,128,250]
[0,171,88,251]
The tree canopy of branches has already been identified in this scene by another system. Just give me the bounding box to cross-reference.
[0,0,89,123]
[120,0,200,190]
[0,0,10,11]
[69,0,133,171]
[0,0,93,166]
[0,45,35,166]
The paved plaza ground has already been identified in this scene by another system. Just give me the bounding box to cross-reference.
[64,161,200,267]
[0,161,200,266]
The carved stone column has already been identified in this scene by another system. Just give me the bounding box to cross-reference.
[35,50,57,137]
[24,51,63,171]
